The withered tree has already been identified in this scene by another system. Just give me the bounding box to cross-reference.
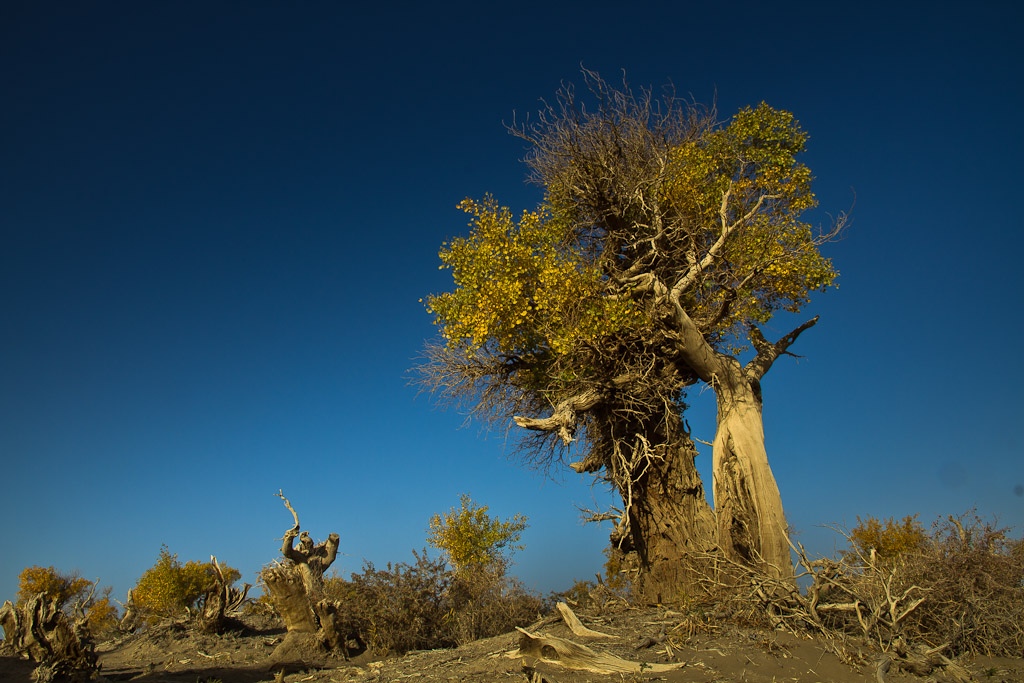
[422,71,842,602]
[262,491,356,659]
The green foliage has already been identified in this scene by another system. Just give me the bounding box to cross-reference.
[426,494,527,572]
[848,514,928,562]
[131,546,240,622]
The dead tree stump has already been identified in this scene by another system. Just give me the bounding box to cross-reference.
[198,556,251,633]
[0,594,98,682]
[264,490,358,664]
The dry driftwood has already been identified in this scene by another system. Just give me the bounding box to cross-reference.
[876,638,973,683]
[554,602,615,639]
[512,627,684,674]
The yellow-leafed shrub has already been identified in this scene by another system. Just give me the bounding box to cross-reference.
[131,546,240,622]
[16,565,120,636]
[426,494,526,573]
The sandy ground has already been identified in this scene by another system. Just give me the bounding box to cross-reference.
[3,604,1022,682]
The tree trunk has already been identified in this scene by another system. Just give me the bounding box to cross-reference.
[518,390,717,604]
[264,491,361,664]
[625,432,717,603]
[711,370,792,580]
[263,565,318,633]
[668,304,797,584]
[0,595,99,682]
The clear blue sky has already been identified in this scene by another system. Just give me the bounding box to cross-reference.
[3,1,1022,605]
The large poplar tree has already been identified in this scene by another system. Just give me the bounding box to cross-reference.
[422,72,842,602]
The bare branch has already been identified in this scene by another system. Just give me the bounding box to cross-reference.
[514,388,603,445]
[744,316,819,381]
[275,489,300,532]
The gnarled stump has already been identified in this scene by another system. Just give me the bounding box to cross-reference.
[0,594,98,682]
[198,556,251,633]
[264,490,358,664]
[263,565,318,634]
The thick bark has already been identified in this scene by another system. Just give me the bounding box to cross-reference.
[517,392,716,603]
[626,433,717,603]
[669,300,796,581]
[711,368,791,577]
[263,565,318,633]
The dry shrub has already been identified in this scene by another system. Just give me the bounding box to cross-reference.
[688,511,1023,661]
[324,550,453,655]
[445,562,542,646]
[321,550,540,655]
[895,513,1024,656]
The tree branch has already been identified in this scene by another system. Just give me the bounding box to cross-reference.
[745,316,819,381]
[672,187,778,298]
[513,388,603,445]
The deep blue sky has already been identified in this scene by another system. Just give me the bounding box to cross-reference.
[2,2,1022,604]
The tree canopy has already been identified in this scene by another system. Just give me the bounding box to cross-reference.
[425,77,837,437]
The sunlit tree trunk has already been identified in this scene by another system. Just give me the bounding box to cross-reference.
[711,366,791,578]
[670,306,803,583]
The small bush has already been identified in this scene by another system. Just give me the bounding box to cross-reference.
[770,511,1024,658]
[131,546,241,623]
[900,513,1024,656]
[330,550,453,655]
[848,514,928,562]
[444,562,542,645]
[427,494,526,572]
[85,595,120,635]
[323,554,541,654]
[15,565,119,635]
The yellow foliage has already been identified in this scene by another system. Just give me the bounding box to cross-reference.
[17,565,92,608]
[427,494,527,573]
[427,197,643,358]
[661,103,836,344]
[427,103,836,365]
[16,565,119,630]
[849,515,928,562]
[131,545,240,620]
[85,595,120,634]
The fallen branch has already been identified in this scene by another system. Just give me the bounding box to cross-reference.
[555,602,615,639]
[511,627,683,674]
